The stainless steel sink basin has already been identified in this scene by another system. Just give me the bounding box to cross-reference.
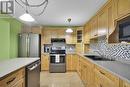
[84,55,115,61]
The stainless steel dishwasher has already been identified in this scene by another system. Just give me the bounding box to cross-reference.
[26,60,40,87]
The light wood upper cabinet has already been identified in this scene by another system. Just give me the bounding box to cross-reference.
[90,16,98,38]
[84,23,90,44]
[41,54,49,71]
[31,26,42,34]
[123,81,130,87]
[107,0,115,36]
[65,29,76,44]
[76,29,83,43]
[42,28,76,44]
[116,0,130,18]
[98,8,108,37]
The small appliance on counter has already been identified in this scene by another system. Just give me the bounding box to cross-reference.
[43,44,52,53]
[49,38,66,73]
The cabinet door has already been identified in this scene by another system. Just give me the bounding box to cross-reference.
[31,27,42,34]
[108,0,115,35]
[94,69,102,87]
[66,54,72,71]
[71,54,78,70]
[84,23,90,44]
[95,68,119,87]
[12,78,25,87]
[123,82,130,87]
[66,33,76,44]
[42,30,52,44]
[41,54,49,71]
[76,29,83,43]
[85,61,94,87]
[98,9,108,36]
[76,43,83,53]
[90,16,98,38]
[81,63,87,84]
[77,58,82,77]
[116,0,130,18]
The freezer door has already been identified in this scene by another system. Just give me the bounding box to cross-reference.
[29,34,40,57]
[18,34,28,57]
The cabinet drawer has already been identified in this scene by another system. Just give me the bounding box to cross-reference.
[95,66,119,86]
[0,68,25,87]
[12,78,25,87]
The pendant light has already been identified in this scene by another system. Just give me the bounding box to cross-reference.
[19,12,35,22]
[66,18,73,33]
[19,0,35,22]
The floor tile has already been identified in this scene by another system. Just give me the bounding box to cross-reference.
[40,72,85,87]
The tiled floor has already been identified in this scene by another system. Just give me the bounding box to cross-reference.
[40,72,85,87]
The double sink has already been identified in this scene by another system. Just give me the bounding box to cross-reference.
[84,55,115,61]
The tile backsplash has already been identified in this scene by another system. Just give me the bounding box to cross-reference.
[66,44,76,53]
[90,36,130,60]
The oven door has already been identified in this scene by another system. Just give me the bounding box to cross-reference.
[50,54,66,64]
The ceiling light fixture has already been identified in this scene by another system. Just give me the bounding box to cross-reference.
[19,13,35,22]
[16,0,48,22]
[66,18,73,33]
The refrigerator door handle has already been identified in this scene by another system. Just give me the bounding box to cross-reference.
[27,35,30,57]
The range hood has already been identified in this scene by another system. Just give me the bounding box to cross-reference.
[51,38,66,43]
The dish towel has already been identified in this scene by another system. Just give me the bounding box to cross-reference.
[55,55,60,63]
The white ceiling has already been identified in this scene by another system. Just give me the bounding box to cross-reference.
[13,0,107,26]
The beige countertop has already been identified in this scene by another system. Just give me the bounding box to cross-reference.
[0,58,40,79]
[77,53,130,84]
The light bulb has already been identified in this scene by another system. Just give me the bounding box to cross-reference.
[19,13,35,22]
[66,28,73,33]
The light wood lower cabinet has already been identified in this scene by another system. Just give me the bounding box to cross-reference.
[94,65,119,87]
[11,78,25,87]
[0,68,25,87]
[41,54,49,71]
[76,55,121,87]
[66,54,78,71]
[77,56,94,87]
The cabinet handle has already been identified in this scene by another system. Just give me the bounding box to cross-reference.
[6,77,16,85]
[99,71,105,75]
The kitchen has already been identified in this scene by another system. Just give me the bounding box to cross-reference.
[0,0,130,87]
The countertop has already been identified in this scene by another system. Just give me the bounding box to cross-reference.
[77,53,130,84]
[0,58,40,79]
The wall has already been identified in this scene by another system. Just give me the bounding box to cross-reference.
[9,19,22,58]
[0,20,10,60]
[0,18,22,60]
[90,36,130,60]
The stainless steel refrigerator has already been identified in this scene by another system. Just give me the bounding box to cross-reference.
[18,33,41,57]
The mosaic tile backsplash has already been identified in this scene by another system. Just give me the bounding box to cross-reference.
[90,36,130,60]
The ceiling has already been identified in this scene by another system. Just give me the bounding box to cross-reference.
[13,0,107,26]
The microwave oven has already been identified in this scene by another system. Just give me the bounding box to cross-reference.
[119,16,130,42]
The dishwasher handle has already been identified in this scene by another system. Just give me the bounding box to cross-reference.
[28,62,40,71]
